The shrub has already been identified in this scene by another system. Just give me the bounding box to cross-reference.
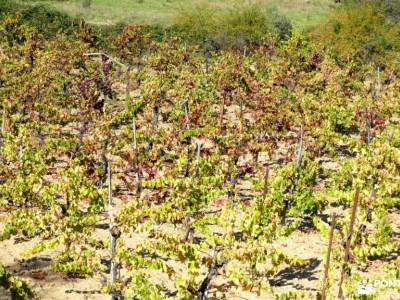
[272,12,293,40]
[0,1,78,37]
[82,0,91,9]
[311,3,400,65]
[172,3,291,50]
[382,0,400,22]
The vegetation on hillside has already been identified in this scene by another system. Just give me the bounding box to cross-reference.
[311,2,400,65]
[10,0,337,28]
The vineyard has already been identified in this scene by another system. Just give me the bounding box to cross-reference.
[0,3,400,300]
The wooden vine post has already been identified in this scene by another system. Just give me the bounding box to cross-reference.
[321,213,336,300]
[182,99,190,131]
[338,188,360,299]
[108,161,121,300]
[1,110,5,133]
[151,98,160,131]
[228,154,239,202]
[218,92,226,135]
[18,141,23,162]
[295,125,304,169]
[182,215,193,243]
[262,166,270,199]
[195,140,203,177]
[0,110,4,153]
[282,124,304,223]
[125,65,131,102]
[132,117,141,196]
[182,100,191,177]
[203,37,209,73]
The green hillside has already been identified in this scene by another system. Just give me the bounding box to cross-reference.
[14,0,338,28]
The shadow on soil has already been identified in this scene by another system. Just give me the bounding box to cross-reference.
[269,257,321,291]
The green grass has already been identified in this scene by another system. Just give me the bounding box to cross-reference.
[14,0,339,28]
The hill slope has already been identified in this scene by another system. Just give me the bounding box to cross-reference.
[14,0,338,27]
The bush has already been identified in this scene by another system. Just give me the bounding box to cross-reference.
[343,0,400,22]
[0,1,78,37]
[310,3,400,65]
[0,1,129,47]
[82,0,91,9]
[272,12,292,40]
[382,0,400,22]
[172,3,291,50]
